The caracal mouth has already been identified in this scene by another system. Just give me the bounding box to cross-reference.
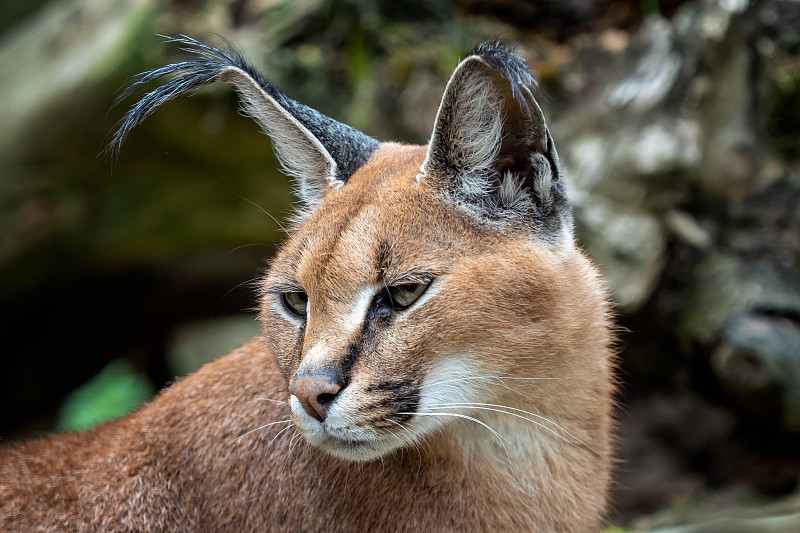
[299,428,401,462]
[289,395,409,461]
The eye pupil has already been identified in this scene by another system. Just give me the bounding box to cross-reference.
[282,291,308,316]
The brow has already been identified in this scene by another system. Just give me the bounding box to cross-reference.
[262,279,304,294]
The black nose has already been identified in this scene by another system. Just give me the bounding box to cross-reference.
[289,370,345,421]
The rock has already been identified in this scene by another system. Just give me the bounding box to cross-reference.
[713,313,800,430]
[0,0,157,154]
[572,195,665,310]
[634,490,800,533]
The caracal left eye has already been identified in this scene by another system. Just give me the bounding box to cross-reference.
[387,280,431,309]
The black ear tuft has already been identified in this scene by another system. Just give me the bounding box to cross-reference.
[422,41,571,243]
[468,40,538,103]
[110,35,379,212]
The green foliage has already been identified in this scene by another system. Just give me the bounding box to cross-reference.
[56,359,154,431]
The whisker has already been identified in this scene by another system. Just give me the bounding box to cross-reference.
[332,461,343,487]
[417,431,435,459]
[279,429,301,480]
[385,418,424,475]
[226,243,272,255]
[398,411,512,468]
[383,419,411,445]
[254,397,289,406]
[238,195,288,234]
[462,403,594,450]
[385,419,422,459]
[288,432,303,457]
[267,423,294,448]
[425,403,601,457]
[407,374,556,412]
[231,419,292,443]
[212,276,261,313]
[419,375,557,390]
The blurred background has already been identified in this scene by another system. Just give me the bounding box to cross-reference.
[0,0,798,530]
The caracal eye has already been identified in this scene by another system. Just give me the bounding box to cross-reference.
[281,291,308,316]
[388,280,431,309]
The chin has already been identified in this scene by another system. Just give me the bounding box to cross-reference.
[303,431,401,462]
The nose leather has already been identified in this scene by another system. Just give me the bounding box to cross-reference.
[289,372,343,421]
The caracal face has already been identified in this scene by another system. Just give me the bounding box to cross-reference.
[261,144,576,461]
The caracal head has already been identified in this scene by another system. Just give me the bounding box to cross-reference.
[112,38,604,462]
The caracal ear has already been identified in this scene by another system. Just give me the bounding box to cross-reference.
[421,41,572,242]
[110,35,379,217]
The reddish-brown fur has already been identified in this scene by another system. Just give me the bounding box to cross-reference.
[1,145,614,530]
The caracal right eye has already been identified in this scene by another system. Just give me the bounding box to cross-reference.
[387,280,432,309]
[281,291,308,316]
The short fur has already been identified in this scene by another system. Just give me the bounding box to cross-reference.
[1,39,615,532]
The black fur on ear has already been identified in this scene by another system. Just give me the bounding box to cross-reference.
[422,41,571,243]
[110,35,379,213]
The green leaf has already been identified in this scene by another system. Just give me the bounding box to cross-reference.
[57,359,154,431]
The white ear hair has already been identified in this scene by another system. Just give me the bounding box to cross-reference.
[421,65,505,197]
[218,67,337,207]
[420,42,572,242]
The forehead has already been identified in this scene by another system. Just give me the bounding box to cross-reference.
[272,144,489,288]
